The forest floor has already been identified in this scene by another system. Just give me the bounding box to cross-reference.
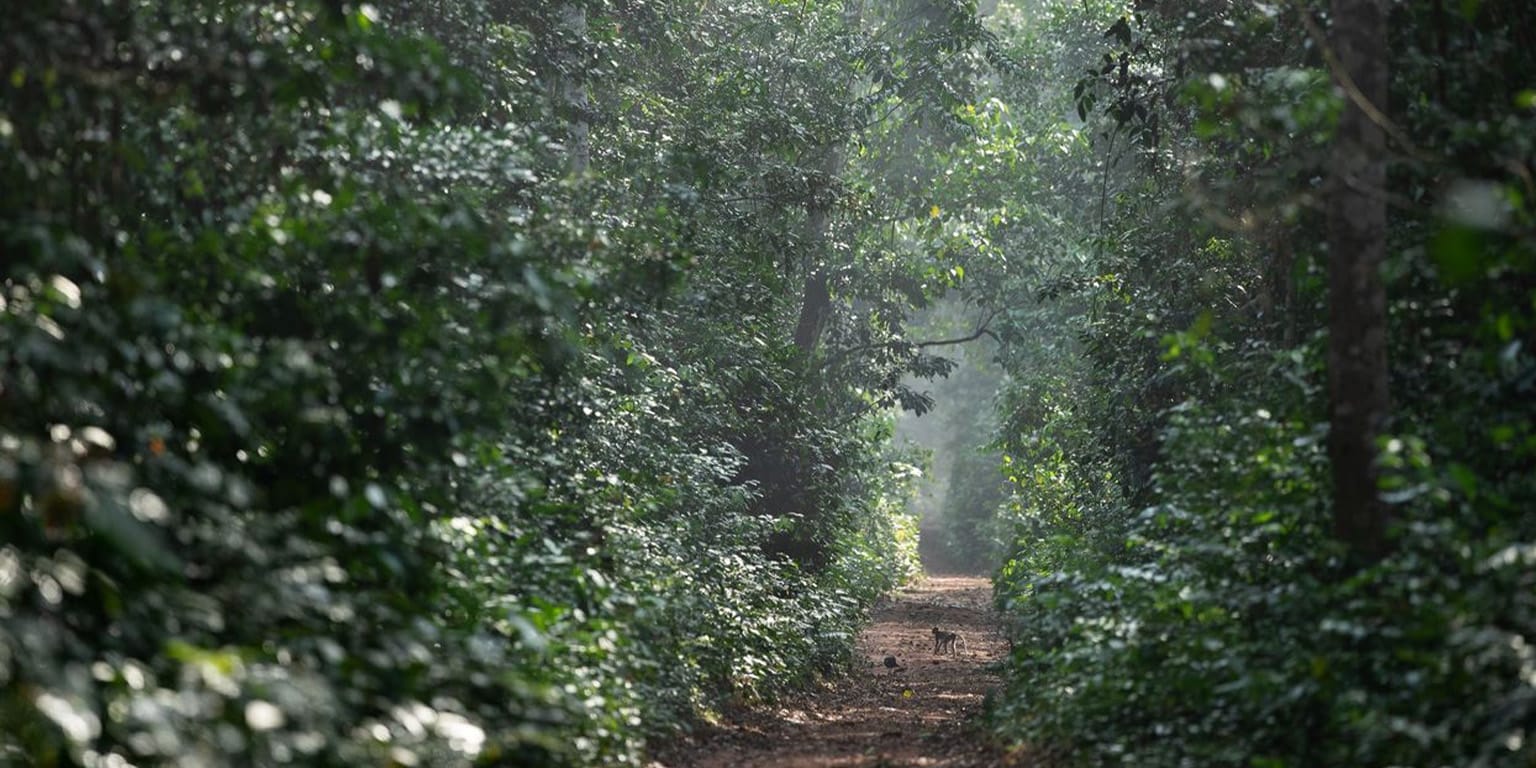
[651,575,1019,768]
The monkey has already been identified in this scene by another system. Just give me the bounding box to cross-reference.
[932,627,956,654]
[932,627,966,655]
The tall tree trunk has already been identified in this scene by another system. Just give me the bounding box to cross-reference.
[1258,224,1297,346]
[792,269,833,352]
[558,3,591,175]
[792,150,840,353]
[1326,0,1391,562]
[791,0,860,355]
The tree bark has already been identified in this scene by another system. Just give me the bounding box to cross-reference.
[792,170,836,352]
[1326,0,1391,562]
[792,268,832,352]
[790,0,863,355]
[558,3,591,175]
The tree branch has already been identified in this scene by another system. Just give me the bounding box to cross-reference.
[913,311,999,349]
[821,310,997,373]
[1289,0,1434,166]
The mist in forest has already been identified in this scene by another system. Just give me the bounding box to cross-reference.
[893,299,1008,574]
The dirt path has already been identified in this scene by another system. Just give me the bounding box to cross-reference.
[652,575,1009,768]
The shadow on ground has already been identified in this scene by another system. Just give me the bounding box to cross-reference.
[651,575,1018,768]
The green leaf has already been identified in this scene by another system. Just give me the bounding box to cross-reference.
[1429,225,1487,284]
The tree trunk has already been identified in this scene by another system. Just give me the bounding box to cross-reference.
[791,0,860,354]
[558,3,591,175]
[792,169,836,352]
[1326,0,1391,562]
[792,269,832,352]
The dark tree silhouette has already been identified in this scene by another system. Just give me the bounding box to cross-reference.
[1326,0,1392,562]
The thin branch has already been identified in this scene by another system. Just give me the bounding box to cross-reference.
[1289,0,1436,166]
[715,193,787,205]
[834,402,878,429]
[913,311,999,349]
[1096,129,1118,258]
[855,99,908,132]
[821,310,997,373]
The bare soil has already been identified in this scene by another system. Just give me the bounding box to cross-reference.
[651,575,1017,768]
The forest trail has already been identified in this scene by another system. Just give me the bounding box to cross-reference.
[652,575,1012,768]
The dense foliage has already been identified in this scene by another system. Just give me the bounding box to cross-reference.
[9,0,1536,765]
[0,0,1007,764]
[961,0,1536,765]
